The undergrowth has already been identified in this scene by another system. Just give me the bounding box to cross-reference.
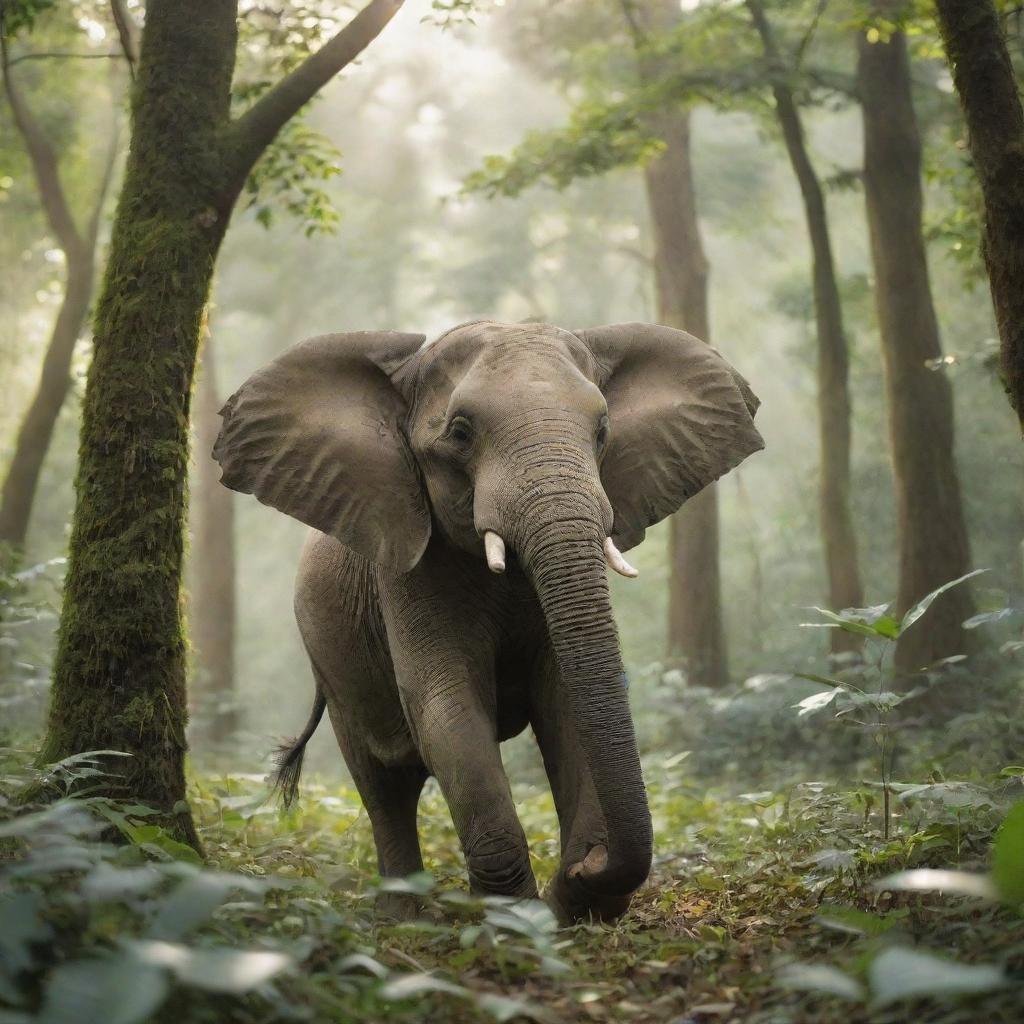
[1,747,1023,1024]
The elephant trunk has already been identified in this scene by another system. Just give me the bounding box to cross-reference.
[513,496,653,899]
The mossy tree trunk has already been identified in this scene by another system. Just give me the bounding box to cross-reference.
[857,9,977,673]
[934,0,1024,433]
[39,0,405,846]
[747,0,863,655]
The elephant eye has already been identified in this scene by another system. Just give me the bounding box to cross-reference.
[446,415,474,447]
[596,415,609,451]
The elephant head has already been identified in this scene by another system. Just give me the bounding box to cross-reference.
[213,320,763,903]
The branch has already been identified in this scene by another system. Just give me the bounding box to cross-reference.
[614,244,654,268]
[746,0,781,67]
[227,0,405,182]
[6,51,123,66]
[617,0,646,46]
[0,24,86,258]
[110,0,141,76]
[794,0,829,69]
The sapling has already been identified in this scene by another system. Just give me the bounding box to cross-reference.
[797,570,987,839]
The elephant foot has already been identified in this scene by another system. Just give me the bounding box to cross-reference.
[544,846,634,925]
[374,889,423,922]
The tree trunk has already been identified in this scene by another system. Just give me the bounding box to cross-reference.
[190,327,238,745]
[0,253,94,553]
[934,0,1024,432]
[857,16,976,672]
[641,109,728,688]
[33,0,402,837]
[747,0,863,655]
[40,0,240,845]
[0,32,117,559]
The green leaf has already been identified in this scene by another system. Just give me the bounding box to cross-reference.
[0,892,52,973]
[777,962,864,1000]
[794,672,852,690]
[81,864,164,903]
[963,607,1018,630]
[380,973,468,1001]
[895,782,993,808]
[1,0,57,36]
[836,602,902,638]
[378,871,435,896]
[992,801,1024,906]
[127,940,291,994]
[870,614,902,639]
[899,569,988,635]
[868,947,1005,1005]
[477,992,546,1022]
[815,905,905,936]
[872,869,996,900]
[805,608,887,639]
[337,953,388,979]
[146,871,266,941]
[794,690,839,716]
[842,690,907,713]
[37,956,169,1024]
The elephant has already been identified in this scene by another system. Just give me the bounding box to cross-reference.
[212,319,763,922]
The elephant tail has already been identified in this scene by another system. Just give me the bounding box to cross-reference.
[270,686,326,810]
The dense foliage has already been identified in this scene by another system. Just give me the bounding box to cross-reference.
[2,745,1023,1023]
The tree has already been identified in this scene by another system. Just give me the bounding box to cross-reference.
[745,0,863,654]
[934,0,1024,433]
[0,16,119,557]
[38,0,406,846]
[649,111,728,686]
[857,4,976,671]
[621,0,728,686]
[189,326,237,746]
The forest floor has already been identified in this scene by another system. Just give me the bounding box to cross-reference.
[2,754,1023,1024]
[196,765,1023,1023]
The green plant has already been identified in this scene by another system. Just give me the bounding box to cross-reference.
[797,570,988,839]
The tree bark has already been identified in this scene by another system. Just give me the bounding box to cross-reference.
[39,0,404,845]
[642,108,728,688]
[747,0,863,654]
[190,328,238,744]
[857,14,976,672]
[39,0,240,846]
[934,0,1024,432]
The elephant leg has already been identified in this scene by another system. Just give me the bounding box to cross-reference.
[323,699,427,919]
[529,649,633,923]
[355,759,428,879]
[380,559,537,901]
[321,701,425,878]
[357,760,428,920]
[422,693,537,899]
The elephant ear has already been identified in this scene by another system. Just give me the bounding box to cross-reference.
[575,322,764,551]
[213,331,431,572]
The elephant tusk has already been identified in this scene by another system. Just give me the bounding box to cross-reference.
[484,531,506,573]
[604,537,639,579]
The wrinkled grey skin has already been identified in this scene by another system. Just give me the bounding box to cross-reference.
[214,320,763,922]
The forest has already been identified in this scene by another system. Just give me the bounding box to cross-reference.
[2,0,1024,1021]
